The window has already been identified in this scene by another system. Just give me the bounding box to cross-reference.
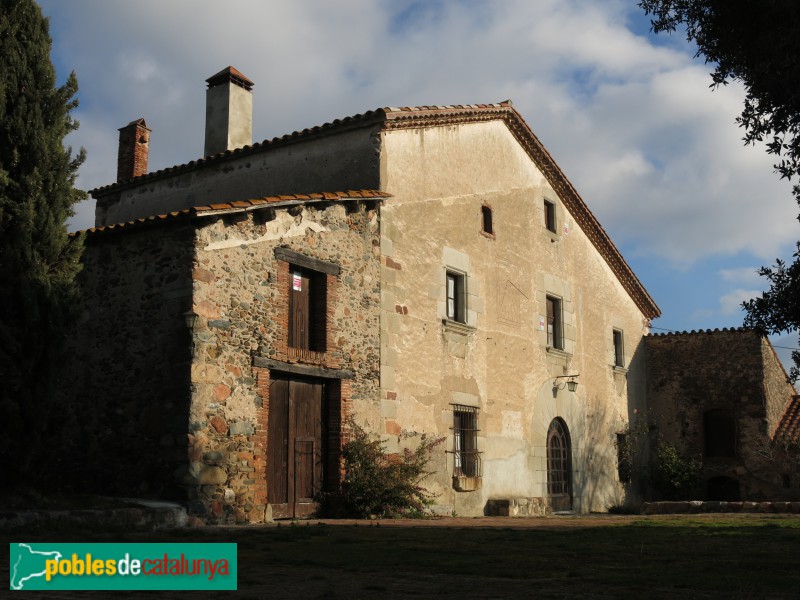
[446,271,466,323]
[453,405,481,477]
[289,267,327,352]
[704,409,736,458]
[546,295,563,350]
[613,329,624,367]
[481,205,494,236]
[544,200,556,233]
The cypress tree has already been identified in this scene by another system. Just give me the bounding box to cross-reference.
[0,0,86,488]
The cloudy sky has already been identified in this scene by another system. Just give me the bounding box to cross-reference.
[39,0,799,367]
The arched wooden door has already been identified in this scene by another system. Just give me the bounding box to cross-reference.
[547,418,573,512]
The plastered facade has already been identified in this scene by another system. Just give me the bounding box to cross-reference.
[377,121,650,515]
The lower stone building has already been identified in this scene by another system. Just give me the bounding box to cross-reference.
[645,328,800,501]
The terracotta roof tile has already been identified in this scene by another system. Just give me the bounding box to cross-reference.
[87,101,657,318]
[73,190,389,237]
[775,396,800,442]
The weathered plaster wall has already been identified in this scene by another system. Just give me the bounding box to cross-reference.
[645,329,797,500]
[378,121,649,515]
[94,125,382,227]
[188,201,381,523]
[62,224,195,499]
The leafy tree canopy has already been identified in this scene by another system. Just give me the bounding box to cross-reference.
[640,0,800,380]
[0,0,86,485]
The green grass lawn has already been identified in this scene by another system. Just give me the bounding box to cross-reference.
[6,515,800,599]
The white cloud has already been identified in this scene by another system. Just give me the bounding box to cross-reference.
[43,0,800,270]
[718,288,761,316]
[720,267,764,287]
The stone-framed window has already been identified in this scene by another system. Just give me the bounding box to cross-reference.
[544,199,557,233]
[446,270,467,323]
[613,329,625,368]
[451,404,482,491]
[546,295,563,350]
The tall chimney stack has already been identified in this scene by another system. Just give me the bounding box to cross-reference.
[117,118,150,182]
[204,66,253,157]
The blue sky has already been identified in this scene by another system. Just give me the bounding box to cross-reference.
[39,0,799,369]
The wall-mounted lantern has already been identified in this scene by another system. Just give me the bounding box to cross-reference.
[553,374,579,393]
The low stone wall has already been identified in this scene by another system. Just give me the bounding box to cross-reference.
[485,497,550,517]
[643,500,800,514]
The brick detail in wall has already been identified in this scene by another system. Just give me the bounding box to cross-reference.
[253,366,352,505]
[275,259,342,370]
[117,119,151,182]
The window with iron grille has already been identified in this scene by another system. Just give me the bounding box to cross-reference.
[452,405,481,477]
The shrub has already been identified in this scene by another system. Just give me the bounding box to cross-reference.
[338,421,443,518]
[651,441,702,500]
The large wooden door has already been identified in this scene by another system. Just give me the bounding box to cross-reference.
[547,418,573,512]
[268,377,324,518]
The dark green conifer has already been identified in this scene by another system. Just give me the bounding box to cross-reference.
[0,0,85,486]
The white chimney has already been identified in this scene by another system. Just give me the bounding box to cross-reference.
[204,66,253,157]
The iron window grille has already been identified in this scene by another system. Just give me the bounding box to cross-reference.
[451,404,482,477]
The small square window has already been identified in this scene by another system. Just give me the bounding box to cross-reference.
[544,200,556,233]
[613,329,624,367]
[446,271,466,323]
[481,205,494,236]
[546,295,563,350]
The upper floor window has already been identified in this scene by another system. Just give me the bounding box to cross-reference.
[446,271,466,323]
[289,267,327,352]
[546,295,563,350]
[544,200,556,233]
[704,409,736,458]
[481,205,494,237]
[613,329,625,367]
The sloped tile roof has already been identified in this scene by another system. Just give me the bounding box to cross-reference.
[775,395,800,442]
[74,190,388,236]
[88,101,660,318]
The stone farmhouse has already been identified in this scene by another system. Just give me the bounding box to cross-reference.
[66,67,798,523]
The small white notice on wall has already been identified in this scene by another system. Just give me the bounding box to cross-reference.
[563,222,570,235]
[292,274,302,291]
[539,316,545,330]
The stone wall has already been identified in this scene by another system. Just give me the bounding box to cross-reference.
[645,329,798,501]
[62,223,195,499]
[187,200,382,523]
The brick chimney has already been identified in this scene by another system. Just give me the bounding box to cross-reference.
[116,118,151,182]
[204,66,253,157]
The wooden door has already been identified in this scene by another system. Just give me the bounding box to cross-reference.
[547,418,573,512]
[267,377,324,518]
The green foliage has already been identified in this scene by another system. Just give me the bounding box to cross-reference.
[0,0,85,486]
[651,441,702,500]
[743,246,800,381]
[639,1,800,380]
[338,421,443,518]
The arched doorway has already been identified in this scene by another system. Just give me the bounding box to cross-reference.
[547,417,573,512]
